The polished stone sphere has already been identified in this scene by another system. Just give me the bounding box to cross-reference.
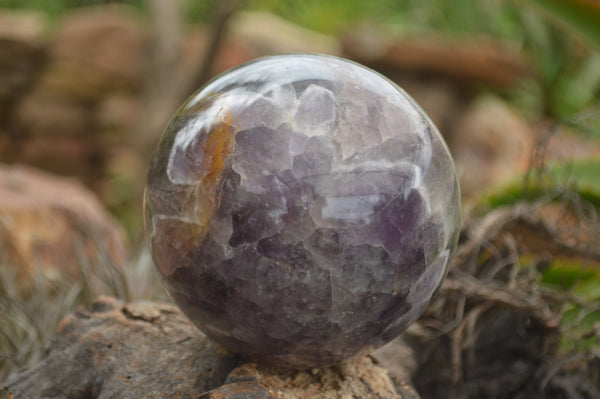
[145,54,461,368]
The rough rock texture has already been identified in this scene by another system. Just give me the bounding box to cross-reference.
[0,164,128,292]
[4,296,237,398]
[203,358,420,399]
[4,296,419,399]
[145,54,461,368]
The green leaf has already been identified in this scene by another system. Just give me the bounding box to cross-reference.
[479,158,600,210]
[575,278,600,302]
[551,159,600,193]
[554,54,600,118]
[541,257,600,290]
[526,0,600,48]
[541,257,600,353]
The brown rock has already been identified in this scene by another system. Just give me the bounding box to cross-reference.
[343,28,533,87]
[0,10,48,112]
[211,38,257,78]
[4,296,420,398]
[13,135,101,181]
[0,10,47,43]
[13,89,91,137]
[450,96,534,197]
[4,296,238,398]
[39,5,147,102]
[95,94,142,141]
[0,164,128,292]
[0,129,10,157]
[205,356,419,399]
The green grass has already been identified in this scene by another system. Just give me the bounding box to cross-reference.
[0,0,145,17]
[546,269,600,353]
[528,0,600,49]
[478,158,600,211]
[541,258,600,290]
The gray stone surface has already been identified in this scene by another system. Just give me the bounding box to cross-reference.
[4,296,237,398]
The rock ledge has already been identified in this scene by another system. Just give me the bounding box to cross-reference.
[4,296,419,398]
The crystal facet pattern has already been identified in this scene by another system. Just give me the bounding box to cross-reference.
[145,54,461,368]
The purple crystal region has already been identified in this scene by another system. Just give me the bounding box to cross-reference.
[145,54,461,368]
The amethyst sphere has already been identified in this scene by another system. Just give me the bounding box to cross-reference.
[145,54,460,368]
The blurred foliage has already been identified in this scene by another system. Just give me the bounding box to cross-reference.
[541,258,600,290]
[552,159,600,195]
[1,0,598,127]
[480,155,600,357]
[249,0,522,37]
[249,0,600,134]
[0,0,144,18]
[182,0,219,24]
[541,258,600,353]
[528,0,600,49]
[480,158,600,210]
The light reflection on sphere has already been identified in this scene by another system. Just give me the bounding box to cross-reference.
[145,54,461,368]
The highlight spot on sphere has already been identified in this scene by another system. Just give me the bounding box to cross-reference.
[145,54,461,368]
